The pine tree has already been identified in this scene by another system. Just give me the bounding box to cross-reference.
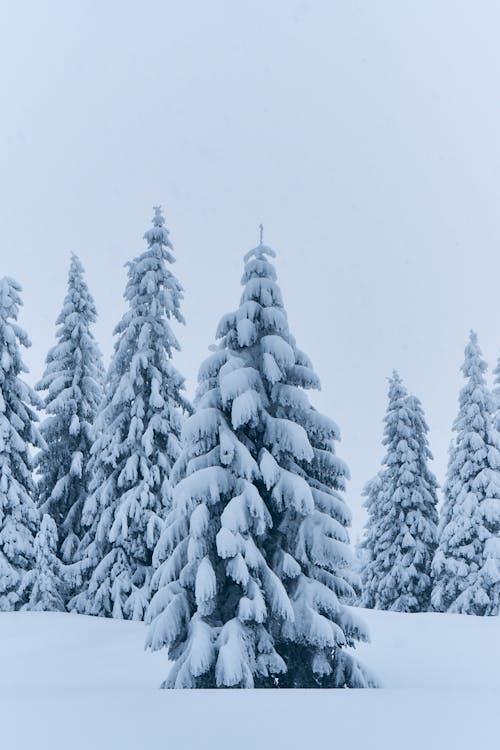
[432,332,500,615]
[0,277,44,610]
[147,237,374,688]
[360,372,438,612]
[19,514,67,611]
[357,475,382,609]
[493,353,500,430]
[35,254,104,564]
[70,207,190,620]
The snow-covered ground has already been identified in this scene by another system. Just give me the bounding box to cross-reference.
[1,608,499,750]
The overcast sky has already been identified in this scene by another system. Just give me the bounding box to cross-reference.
[1,1,499,537]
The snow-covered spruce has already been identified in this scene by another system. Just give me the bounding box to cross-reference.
[360,372,438,612]
[70,207,190,620]
[0,277,44,610]
[493,352,500,431]
[432,332,500,615]
[147,239,374,688]
[19,514,67,611]
[35,255,104,565]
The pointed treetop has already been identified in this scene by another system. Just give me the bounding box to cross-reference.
[389,369,402,384]
[469,329,478,345]
[386,371,407,402]
[143,205,172,252]
[243,226,276,263]
[465,330,481,360]
[462,329,486,381]
[69,252,85,275]
[153,205,165,227]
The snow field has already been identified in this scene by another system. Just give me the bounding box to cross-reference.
[1,608,499,750]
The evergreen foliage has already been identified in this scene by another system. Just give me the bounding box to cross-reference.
[71,207,190,620]
[0,277,44,610]
[432,332,500,615]
[493,353,500,431]
[19,514,67,611]
[147,238,374,688]
[36,254,104,563]
[360,372,438,612]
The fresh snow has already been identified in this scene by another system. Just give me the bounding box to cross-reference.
[361,372,438,612]
[1,609,500,749]
[433,331,500,614]
[147,241,370,688]
[71,207,189,620]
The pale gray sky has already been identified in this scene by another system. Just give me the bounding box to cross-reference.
[1,1,499,537]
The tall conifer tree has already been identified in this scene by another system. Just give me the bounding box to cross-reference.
[36,254,104,563]
[432,332,500,615]
[0,277,44,610]
[492,353,500,430]
[71,207,190,620]
[360,373,438,612]
[147,237,374,688]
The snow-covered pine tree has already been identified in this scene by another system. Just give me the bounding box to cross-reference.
[70,207,190,620]
[357,475,382,609]
[360,372,438,612]
[432,332,500,615]
[35,254,104,564]
[0,277,44,610]
[493,353,500,430]
[19,514,66,611]
[147,237,374,688]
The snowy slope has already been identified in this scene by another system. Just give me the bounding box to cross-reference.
[1,608,499,750]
